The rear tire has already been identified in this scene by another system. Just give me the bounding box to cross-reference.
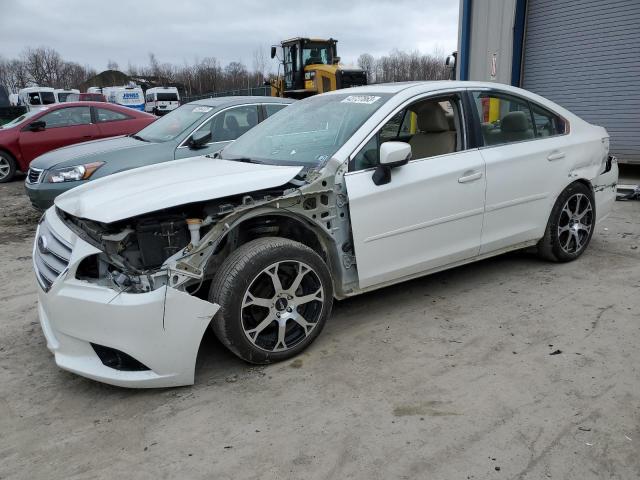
[0,151,17,183]
[537,182,595,262]
[209,237,333,364]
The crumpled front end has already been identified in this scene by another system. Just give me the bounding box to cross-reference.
[34,207,219,388]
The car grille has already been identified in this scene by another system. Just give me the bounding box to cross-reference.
[34,216,72,292]
[27,167,43,184]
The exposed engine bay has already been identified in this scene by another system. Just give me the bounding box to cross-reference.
[57,166,359,299]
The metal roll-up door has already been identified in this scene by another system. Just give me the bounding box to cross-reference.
[522,0,640,164]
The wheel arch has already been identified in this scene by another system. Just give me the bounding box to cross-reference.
[208,209,344,295]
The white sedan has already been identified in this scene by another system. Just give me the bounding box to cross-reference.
[34,81,618,387]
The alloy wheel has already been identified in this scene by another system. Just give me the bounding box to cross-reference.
[0,157,10,180]
[241,260,324,352]
[557,193,593,254]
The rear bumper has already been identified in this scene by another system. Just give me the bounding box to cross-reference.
[35,208,219,388]
[594,155,618,223]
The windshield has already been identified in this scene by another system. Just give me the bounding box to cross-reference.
[157,92,178,101]
[1,109,41,128]
[136,103,213,142]
[303,45,331,66]
[57,92,72,102]
[221,93,391,167]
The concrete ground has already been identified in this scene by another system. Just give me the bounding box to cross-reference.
[1,169,639,480]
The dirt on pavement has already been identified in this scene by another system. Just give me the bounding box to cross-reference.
[1,175,639,480]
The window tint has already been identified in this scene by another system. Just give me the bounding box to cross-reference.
[472,91,534,146]
[97,108,130,122]
[40,107,91,128]
[351,97,461,171]
[530,103,566,137]
[264,103,287,117]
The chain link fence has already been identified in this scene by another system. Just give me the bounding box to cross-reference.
[182,86,271,104]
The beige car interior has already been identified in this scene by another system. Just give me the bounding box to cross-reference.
[408,102,458,159]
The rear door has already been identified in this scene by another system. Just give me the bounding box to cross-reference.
[19,106,95,163]
[468,89,572,254]
[345,92,486,289]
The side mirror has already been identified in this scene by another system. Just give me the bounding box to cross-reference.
[270,46,277,59]
[445,54,456,68]
[189,130,211,149]
[28,120,46,132]
[333,56,341,64]
[372,142,411,186]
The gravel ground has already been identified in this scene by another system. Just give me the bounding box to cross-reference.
[1,170,639,480]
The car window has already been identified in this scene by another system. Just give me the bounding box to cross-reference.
[351,96,462,171]
[530,103,566,137]
[41,91,56,105]
[222,93,392,167]
[210,105,259,142]
[39,107,92,128]
[471,91,535,146]
[264,104,287,118]
[96,108,130,122]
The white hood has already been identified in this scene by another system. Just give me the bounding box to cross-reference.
[55,156,303,223]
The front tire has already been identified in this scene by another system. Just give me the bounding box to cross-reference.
[538,182,595,262]
[209,237,333,364]
[0,151,17,183]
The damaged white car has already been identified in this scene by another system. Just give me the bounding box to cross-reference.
[33,81,618,388]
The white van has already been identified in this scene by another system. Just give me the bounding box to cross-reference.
[145,87,180,115]
[103,85,145,111]
[54,88,80,102]
[18,87,57,109]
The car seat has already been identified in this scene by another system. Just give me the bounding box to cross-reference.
[224,115,240,140]
[409,103,456,159]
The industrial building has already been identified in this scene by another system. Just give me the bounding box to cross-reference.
[456,0,640,164]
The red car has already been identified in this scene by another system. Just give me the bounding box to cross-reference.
[66,93,108,102]
[0,102,155,182]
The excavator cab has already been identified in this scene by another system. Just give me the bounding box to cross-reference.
[270,37,366,99]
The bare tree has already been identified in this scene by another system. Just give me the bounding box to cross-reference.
[357,53,375,83]
[107,59,119,71]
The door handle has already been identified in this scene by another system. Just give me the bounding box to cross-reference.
[458,171,483,183]
[547,151,565,161]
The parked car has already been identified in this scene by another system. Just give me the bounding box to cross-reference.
[33,81,617,388]
[25,96,293,208]
[0,102,154,183]
[66,92,108,102]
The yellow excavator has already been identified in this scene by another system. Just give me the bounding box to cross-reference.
[269,37,367,99]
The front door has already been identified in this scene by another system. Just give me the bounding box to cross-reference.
[345,94,486,289]
[175,105,260,160]
[19,106,95,163]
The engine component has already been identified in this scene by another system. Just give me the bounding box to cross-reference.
[135,216,188,268]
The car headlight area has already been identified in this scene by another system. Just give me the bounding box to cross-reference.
[34,207,219,388]
[45,161,104,183]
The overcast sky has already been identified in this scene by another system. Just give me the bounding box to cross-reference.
[0,0,459,71]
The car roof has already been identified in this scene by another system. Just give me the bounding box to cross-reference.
[187,96,295,107]
[322,80,533,96]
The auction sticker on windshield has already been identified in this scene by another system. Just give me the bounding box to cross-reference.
[192,106,213,113]
[341,95,381,104]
